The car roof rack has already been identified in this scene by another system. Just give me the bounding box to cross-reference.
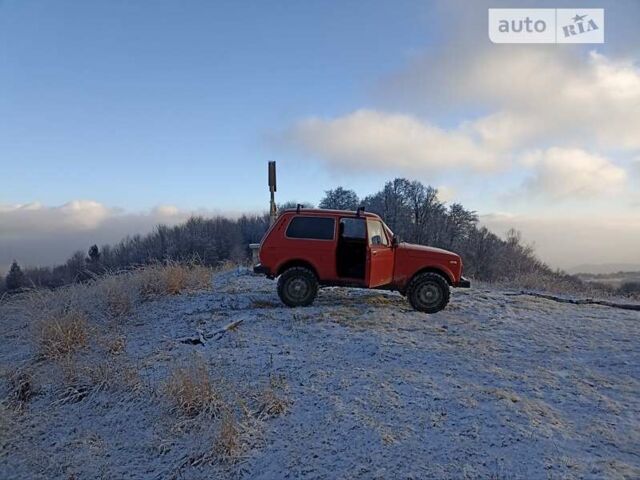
[296,203,303,214]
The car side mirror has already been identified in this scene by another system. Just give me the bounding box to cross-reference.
[391,236,399,247]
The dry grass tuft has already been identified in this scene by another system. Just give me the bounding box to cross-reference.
[85,363,116,392]
[176,263,212,291]
[251,299,280,309]
[6,368,35,407]
[363,294,397,306]
[189,412,254,468]
[51,357,93,405]
[52,358,143,405]
[137,263,212,297]
[212,414,243,464]
[255,388,288,419]
[105,334,126,355]
[164,358,225,418]
[253,374,289,419]
[100,275,136,317]
[164,264,188,294]
[18,263,215,334]
[84,360,143,394]
[37,310,88,360]
[136,265,168,297]
[54,384,93,405]
[118,363,144,393]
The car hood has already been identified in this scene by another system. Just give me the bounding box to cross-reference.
[397,242,458,258]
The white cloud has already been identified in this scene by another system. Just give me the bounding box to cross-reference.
[152,205,181,217]
[436,185,456,203]
[520,148,627,199]
[481,51,640,151]
[481,212,640,270]
[0,200,114,237]
[56,200,113,230]
[391,47,640,152]
[281,109,501,175]
[281,48,638,200]
[275,37,640,269]
[0,200,182,238]
[462,111,545,152]
[0,201,226,271]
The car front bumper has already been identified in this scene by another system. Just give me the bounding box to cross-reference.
[457,276,471,288]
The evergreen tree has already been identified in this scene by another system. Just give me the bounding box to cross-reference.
[87,244,100,264]
[5,261,26,291]
[85,244,102,275]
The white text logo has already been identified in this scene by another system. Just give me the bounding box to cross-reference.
[489,9,604,44]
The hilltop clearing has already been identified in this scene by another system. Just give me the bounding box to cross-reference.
[1,269,639,479]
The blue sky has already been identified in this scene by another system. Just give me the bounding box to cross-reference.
[0,0,439,210]
[1,0,640,270]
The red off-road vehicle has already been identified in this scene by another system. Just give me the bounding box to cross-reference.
[254,207,470,313]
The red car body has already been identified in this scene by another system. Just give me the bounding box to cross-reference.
[254,208,470,293]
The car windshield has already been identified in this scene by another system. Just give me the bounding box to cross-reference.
[381,221,394,240]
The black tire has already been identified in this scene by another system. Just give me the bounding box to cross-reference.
[407,272,450,313]
[277,267,318,307]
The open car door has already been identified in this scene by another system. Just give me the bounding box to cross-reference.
[366,219,394,287]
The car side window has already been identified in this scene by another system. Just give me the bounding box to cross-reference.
[339,218,366,239]
[285,216,335,240]
[367,220,388,246]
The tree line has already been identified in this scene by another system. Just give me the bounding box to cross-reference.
[1,214,269,292]
[318,180,573,284]
[2,178,580,293]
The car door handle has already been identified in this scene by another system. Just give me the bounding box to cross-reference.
[372,250,378,256]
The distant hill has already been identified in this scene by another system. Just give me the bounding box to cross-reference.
[568,263,640,275]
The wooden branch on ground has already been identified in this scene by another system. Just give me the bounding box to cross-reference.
[208,318,244,340]
[505,291,640,311]
[179,319,245,345]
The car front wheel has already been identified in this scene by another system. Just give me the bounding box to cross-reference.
[407,272,450,313]
[277,267,318,307]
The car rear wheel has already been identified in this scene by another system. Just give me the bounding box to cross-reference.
[407,272,450,313]
[277,267,318,307]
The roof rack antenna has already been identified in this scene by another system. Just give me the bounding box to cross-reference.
[356,206,365,217]
[296,203,302,214]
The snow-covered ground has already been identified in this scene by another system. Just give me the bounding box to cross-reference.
[1,270,639,479]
